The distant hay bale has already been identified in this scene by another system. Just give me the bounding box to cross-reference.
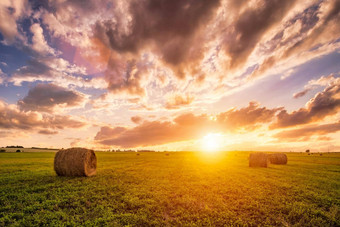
[136,153,140,156]
[268,153,287,165]
[54,148,97,177]
[165,153,169,156]
[16,149,21,153]
[249,152,268,168]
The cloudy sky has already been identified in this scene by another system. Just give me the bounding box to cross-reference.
[0,0,340,152]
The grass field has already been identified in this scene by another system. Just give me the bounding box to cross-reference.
[0,151,339,226]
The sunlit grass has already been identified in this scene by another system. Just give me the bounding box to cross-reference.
[0,152,339,226]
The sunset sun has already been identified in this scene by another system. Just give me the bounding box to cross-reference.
[202,133,223,152]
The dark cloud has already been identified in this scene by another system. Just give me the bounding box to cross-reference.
[94,0,221,86]
[224,0,297,68]
[217,102,282,130]
[272,80,340,128]
[131,116,142,124]
[95,0,220,56]
[12,58,51,79]
[0,100,86,131]
[274,121,340,141]
[18,83,85,112]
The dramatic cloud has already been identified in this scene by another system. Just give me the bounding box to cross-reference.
[272,78,340,128]
[274,121,340,141]
[94,0,220,61]
[93,0,222,96]
[18,83,85,113]
[224,0,297,68]
[0,100,86,131]
[249,0,340,79]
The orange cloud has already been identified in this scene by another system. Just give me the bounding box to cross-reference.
[165,94,194,109]
[94,102,282,148]
[0,100,86,131]
[274,121,340,141]
[38,129,58,135]
[95,113,214,148]
[131,116,143,124]
[217,102,282,130]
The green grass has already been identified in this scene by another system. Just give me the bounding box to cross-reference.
[0,152,339,226]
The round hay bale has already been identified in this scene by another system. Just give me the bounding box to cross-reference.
[54,148,97,177]
[268,153,287,165]
[249,152,268,168]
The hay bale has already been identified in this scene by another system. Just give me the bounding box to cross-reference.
[249,152,268,167]
[268,153,287,165]
[54,148,97,177]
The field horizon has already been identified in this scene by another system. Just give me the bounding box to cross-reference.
[2,147,339,154]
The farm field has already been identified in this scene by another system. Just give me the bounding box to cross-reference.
[0,152,339,226]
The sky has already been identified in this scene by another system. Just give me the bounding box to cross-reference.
[0,0,340,152]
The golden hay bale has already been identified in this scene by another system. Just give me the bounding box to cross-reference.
[249,152,268,167]
[268,153,287,165]
[54,148,97,177]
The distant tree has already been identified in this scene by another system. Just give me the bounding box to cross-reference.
[305,149,310,153]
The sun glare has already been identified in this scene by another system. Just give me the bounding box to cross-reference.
[201,133,223,153]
